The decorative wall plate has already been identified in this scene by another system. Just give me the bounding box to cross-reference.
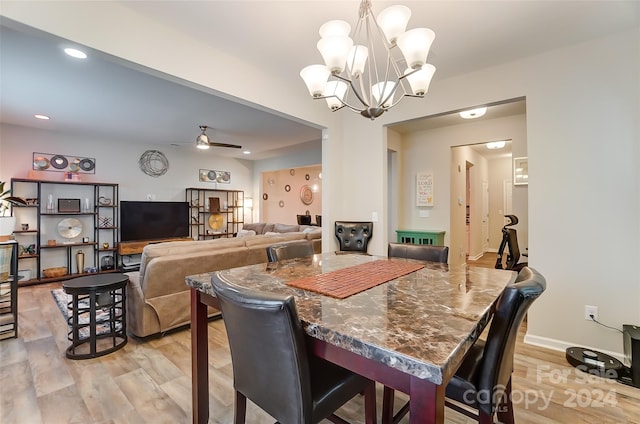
[208,213,224,230]
[290,169,295,176]
[50,155,69,169]
[79,158,95,171]
[305,174,310,180]
[279,200,285,208]
[263,193,268,200]
[284,184,291,192]
[57,218,83,239]
[33,156,50,170]
[300,185,314,205]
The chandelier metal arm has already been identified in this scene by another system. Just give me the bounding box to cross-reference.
[333,73,371,108]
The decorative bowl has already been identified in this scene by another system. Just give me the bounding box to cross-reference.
[43,267,67,278]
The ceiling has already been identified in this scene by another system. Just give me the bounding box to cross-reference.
[1,1,638,160]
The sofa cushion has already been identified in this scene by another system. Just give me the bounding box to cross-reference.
[139,237,245,281]
[273,223,300,233]
[236,229,256,237]
[242,222,266,234]
[305,229,322,240]
[263,223,275,233]
[243,232,306,247]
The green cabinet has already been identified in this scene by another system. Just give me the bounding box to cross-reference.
[396,229,445,246]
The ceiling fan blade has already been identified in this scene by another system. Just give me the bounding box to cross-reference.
[208,142,242,149]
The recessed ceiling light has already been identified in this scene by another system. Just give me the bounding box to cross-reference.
[459,107,487,119]
[243,151,251,155]
[34,114,50,120]
[486,141,506,149]
[64,48,87,59]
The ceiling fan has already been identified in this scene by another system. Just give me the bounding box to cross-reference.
[195,125,242,150]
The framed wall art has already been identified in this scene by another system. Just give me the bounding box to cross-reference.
[33,152,96,174]
[199,169,231,184]
[513,157,528,186]
[416,172,434,206]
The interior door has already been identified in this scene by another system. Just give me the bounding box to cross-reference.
[482,181,489,252]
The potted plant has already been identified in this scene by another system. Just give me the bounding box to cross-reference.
[0,181,27,241]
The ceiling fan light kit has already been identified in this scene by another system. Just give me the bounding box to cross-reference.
[300,0,436,120]
[195,125,242,150]
[196,126,210,149]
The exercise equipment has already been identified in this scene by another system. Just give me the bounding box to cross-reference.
[495,214,528,271]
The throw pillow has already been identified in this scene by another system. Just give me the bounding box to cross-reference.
[241,223,266,234]
[236,229,256,238]
[273,223,300,233]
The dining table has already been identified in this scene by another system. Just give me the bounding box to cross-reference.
[186,252,517,424]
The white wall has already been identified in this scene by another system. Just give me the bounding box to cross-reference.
[328,28,639,357]
[0,124,253,201]
[369,30,640,357]
[4,5,639,359]
[397,114,528,266]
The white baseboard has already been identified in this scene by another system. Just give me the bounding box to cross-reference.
[524,333,625,363]
[468,252,484,261]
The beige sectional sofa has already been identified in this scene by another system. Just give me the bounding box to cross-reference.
[125,223,321,337]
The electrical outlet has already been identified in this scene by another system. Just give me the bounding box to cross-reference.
[584,305,598,321]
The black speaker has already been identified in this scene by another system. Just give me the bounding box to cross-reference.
[622,324,640,388]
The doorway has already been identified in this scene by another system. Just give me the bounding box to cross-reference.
[386,98,527,266]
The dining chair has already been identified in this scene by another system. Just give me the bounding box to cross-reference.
[382,266,546,424]
[211,275,378,424]
[315,215,322,227]
[335,221,373,254]
[297,214,312,225]
[266,240,315,262]
[387,242,449,263]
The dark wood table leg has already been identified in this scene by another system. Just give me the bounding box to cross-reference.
[409,377,445,424]
[191,288,209,424]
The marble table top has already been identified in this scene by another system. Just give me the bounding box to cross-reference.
[186,252,517,385]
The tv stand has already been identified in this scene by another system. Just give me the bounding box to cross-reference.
[118,237,192,255]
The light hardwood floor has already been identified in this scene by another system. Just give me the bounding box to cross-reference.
[1,255,639,423]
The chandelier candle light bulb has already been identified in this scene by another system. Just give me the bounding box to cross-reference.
[300,0,436,119]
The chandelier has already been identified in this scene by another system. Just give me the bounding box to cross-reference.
[300,0,436,120]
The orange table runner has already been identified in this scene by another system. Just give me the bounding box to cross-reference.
[286,259,424,299]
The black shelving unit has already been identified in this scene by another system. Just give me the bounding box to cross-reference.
[185,187,244,240]
[11,178,119,285]
[0,240,18,339]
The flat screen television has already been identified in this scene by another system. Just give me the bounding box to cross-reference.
[120,201,189,242]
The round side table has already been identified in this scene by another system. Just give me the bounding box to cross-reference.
[62,273,128,359]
